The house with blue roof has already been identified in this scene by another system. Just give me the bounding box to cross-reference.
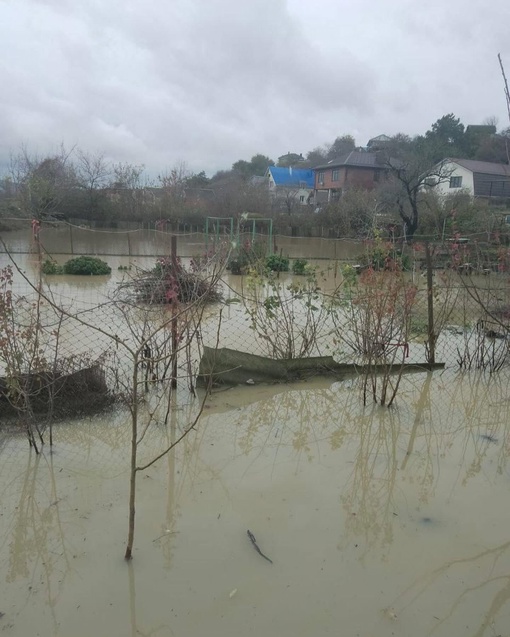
[265,166,314,210]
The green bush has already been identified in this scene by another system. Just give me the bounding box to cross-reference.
[292,258,308,275]
[42,259,63,275]
[265,254,289,272]
[63,256,111,275]
[228,258,243,275]
[227,240,267,274]
[361,241,411,271]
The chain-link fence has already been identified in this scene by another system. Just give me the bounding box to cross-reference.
[2,227,510,432]
[199,241,510,377]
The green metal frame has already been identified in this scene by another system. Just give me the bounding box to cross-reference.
[205,217,234,251]
[205,216,274,255]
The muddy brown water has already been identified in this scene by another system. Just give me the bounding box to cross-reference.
[0,226,362,261]
[2,232,510,636]
[1,370,510,637]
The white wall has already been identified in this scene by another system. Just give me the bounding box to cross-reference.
[265,168,276,190]
[433,161,474,196]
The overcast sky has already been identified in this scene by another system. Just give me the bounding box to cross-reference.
[1,0,510,177]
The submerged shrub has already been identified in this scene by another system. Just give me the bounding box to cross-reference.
[42,259,63,275]
[266,254,289,272]
[292,258,308,275]
[227,240,267,274]
[63,256,111,275]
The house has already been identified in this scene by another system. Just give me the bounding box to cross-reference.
[313,150,388,203]
[277,152,305,167]
[265,166,314,208]
[367,134,391,151]
[426,158,510,199]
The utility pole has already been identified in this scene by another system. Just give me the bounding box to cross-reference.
[497,53,510,163]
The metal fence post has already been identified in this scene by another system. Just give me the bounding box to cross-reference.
[425,241,435,364]
[171,234,178,388]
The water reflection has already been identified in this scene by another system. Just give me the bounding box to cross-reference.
[1,368,510,635]
[3,447,74,634]
[394,539,510,637]
[127,561,169,637]
[199,371,510,565]
[339,399,402,558]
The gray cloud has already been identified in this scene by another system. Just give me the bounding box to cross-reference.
[1,0,509,176]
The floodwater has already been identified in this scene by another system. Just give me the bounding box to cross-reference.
[0,224,362,261]
[2,230,510,636]
[1,371,510,637]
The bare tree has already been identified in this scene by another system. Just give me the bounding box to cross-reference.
[5,243,227,558]
[108,162,149,220]
[111,162,146,189]
[333,264,418,406]
[384,156,453,240]
[8,144,77,219]
[158,162,190,219]
[76,149,111,216]
[273,185,304,215]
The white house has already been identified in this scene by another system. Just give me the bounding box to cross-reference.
[265,166,314,207]
[428,158,510,199]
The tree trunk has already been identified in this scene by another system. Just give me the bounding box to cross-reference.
[124,456,137,560]
[125,365,139,560]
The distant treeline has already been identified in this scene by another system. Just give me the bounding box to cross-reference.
[1,113,510,240]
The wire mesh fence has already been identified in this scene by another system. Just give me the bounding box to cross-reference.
[2,226,510,441]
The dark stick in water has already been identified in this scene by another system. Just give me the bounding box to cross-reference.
[247,529,273,564]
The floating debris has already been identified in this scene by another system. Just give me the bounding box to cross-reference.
[118,258,222,305]
[479,434,498,444]
[247,529,273,564]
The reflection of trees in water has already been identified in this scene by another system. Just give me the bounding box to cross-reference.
[394,540,510,637]
[198,376,451,558]
[127,562,168,637]
[4,368,510,633]
[339,370,510,558]
[335,373,443,558]
[398,372,443,505]
[2,447,74,633]
[421,369,510,487]
[380,370,510,635]
[0,395,204,635]
[233,385,338,467]
[199,376,444,558]
[339,397,402,558]
[143,394,231,570]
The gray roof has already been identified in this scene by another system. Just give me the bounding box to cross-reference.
[314,150,386,170]
[452,158,510,176]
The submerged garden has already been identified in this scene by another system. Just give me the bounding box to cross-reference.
[1,226,510,636]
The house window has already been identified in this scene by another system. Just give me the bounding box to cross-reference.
[332,169,339,182]
[299,195,305,203]
[317,171,325,185]
[449,176,463,188]
[374,171,380,183]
